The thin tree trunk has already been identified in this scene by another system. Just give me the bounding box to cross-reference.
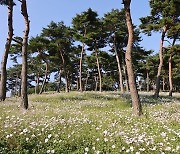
[146,71,150,92]
[0,0,13,101]
[123,0,142,116]
[162,77,165,91]
[79,43,85,92]
[154,26,167,98]
[59,50,69,92]
[95,49,102,92]
[169,38,176,97]
[76,76,79,91]
[20,0,29,109]
[35,73,39,94]
[123,61,129,92]
[94,76,98,91]
[79,29,86,92]
[57,69,62,93]
[39,62,48,94]
[115,49,124,93]
[84,71,89,91]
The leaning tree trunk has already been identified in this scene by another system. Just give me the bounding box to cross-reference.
[95,48,102,92]
[123,0,142,116]
[114,48,124,93]
[20,0,30,109]
[154,26,167,98]
[0,0,13,101]
[169,38,176,97]
[39,62,48,94]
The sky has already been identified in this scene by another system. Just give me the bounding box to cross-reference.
[0,0,161,67]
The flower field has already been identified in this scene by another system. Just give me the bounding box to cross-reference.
[0,92,179,154]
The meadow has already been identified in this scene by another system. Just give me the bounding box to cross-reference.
[0,91,179,154]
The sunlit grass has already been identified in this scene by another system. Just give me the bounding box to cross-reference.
[0,91,179,153]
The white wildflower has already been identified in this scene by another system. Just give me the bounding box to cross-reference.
[48,134,52,138]
[112,145,116,149]
[45,138,48,143]
[165,146,171,151]
[85,147,89,152]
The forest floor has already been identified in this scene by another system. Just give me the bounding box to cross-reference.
[0,91,179,153]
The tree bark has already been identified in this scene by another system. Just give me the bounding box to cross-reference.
[123,59,129,92]
[95,49,102,92]
[20,0,29,109]
[35,73,39,94]
[169,38,176,97]
[79,29,86,92]
[94,76,98,91]
[59,50,69,92]
[123,0,142,116]
[113,35,124,92]
[57,69,62,93]
[79,43,85,92]
[115,50,124,93]
[39,62,48,94]
[154,26,167,98]
[162,77,165,91]
[146,71,150,92]
[84,71,89,91]
[0,0,13,101]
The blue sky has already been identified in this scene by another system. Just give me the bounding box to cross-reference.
[0,0,161,66]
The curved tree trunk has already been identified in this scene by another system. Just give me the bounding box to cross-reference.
[0,0,13,101]
[154,26,167,98]
[20,0,29,110]
[113,36,124,93]
[39,62,48,94]
[123,0,142,116]
[115,49,124,93]
[95,49,102,92]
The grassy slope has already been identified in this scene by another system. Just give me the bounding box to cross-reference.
[0,91,179,154]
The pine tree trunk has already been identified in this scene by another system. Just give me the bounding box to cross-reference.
[39,62,48,94]
[123,0,142,116]
[57,69,62,93]
[95,49,102,92]
[59,50,69,92]
[20,0,29,110]
[0,0,13,101]
[146,71,150,92]
[79,43,85,92]
[84,71,89,91]
[94,76,98,91]
[169,38,176,97]
[115,48,124,93]
[162,77,165,91]
[154,26,167,98]
[122,56,129,92]
[35,73,39,94]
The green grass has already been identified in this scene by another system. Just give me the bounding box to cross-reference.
[0,91,179,153]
